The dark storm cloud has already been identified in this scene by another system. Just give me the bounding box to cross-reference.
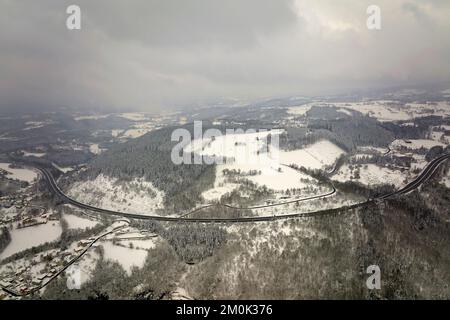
[83,0,298,47]
[1,0,450,112]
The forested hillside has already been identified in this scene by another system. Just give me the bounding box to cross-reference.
[71,125,215,212]
[280,109,396,152]
[181,170,450,299]
[41,170,450,300]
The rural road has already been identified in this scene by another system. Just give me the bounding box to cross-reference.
[1,220,130,297]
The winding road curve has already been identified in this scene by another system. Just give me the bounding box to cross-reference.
[2,153,447,298]
[35,153,450,223]
[2,153,448,298]
[179,181,336,218]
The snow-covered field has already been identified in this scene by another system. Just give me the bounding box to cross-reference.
[0,163,38,183]
[100,242,148,275]
[121,128,150,139]
[227,163,314,191]
[328,100,450,122]
[357,146,389,154]
[338,101,411,122]
[75,112,155,123]
[193,132,344,200]
[74,114,110,121]
[246,187,364,218]
[390,139,446,150]
[280,140,345,170]
[0,222,62,260]
[52,163,74,173]
[201,163,319,201]
[287,103,314,116]
[118,113,149,121]
[63,214,99,230]
[66,250,100,286]
[22,151,46,158]
[332,164,405,187]
[78,111,151,122]
[187,130,343,169]
[185,129,284,165]
[89,143,104,155]
[111,129,123,137]
[201,182,240,202]
[23,121,53,131]
[62,220,131,285]
[108,122,157,140]
[67,174,165,215]
[430,126,449,143]
[337,108,353,116]
[404,102,450,118]
[123,239,157,250]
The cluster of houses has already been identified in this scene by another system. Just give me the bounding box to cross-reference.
[16,210,59,229]
[0,221,136,298]
[0,194,31,211]
[0,195,60,230]
[0,201,59,228]
[1,252,65,295]
[0,237,97,296]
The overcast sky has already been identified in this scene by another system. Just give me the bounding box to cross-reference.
[1,0,450,112]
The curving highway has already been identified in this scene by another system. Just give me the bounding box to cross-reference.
[2,152,448,298]
[378,153,450,200]
[33,153,450,223]
[38,166,344,222]
[179,183,336,218]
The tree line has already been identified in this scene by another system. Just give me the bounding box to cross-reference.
[0,227,11,255]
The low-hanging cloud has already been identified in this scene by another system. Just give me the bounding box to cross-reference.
[1,0,450,112]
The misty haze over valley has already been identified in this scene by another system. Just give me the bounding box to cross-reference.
[1,1,450,301]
